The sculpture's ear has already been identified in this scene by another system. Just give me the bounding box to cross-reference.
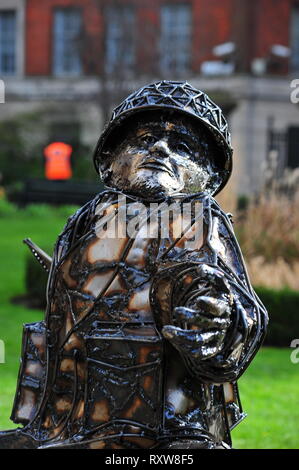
[99,162,112,184]
[97,150,113,182]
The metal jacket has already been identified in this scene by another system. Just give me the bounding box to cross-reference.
[8,190,268,449]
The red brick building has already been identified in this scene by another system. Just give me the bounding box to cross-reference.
[1,0,299,195]
[21,0,299,77]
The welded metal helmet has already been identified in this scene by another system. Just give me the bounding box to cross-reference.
[93,80,233,195]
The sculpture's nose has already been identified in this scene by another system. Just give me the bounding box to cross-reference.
[150,139,171,159]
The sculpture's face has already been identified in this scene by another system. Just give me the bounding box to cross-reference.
[100,111,222,198]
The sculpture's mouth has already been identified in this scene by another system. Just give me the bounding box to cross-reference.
[138,158,174,177]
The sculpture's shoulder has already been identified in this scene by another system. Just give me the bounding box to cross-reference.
[193,193,235,239]
[194,193,251,290]
[54,189,119,263]
[201,193,234,225]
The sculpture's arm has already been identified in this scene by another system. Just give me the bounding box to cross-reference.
[162,264,268,384]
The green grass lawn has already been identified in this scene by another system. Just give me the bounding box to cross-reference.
[0,205,298,448]
[0,207,69,432]
[232,348,299,449]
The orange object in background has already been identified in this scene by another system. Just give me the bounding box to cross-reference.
[44,142,73,180]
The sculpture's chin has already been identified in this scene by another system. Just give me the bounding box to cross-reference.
[103,166,221,199]
[118,182,177,200]
[107,171,185,200]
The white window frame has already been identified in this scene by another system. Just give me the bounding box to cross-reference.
[160,3,192,75]
[0,0,24,77]
[105,5,136,75]
[52,7,83,77]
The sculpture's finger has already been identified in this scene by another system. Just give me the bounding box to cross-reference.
[193,344,222,359]
[162,326,224,359]
[196,264,231,293]
[162,325,222,346]
[191,315,230,329]
[173,306,198,323]
[192,296,231,317]
[173,307,230,329]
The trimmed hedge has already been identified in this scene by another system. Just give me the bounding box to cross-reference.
[256,287,299,347]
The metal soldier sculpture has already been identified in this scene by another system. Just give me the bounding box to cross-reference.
[0,81,268,449]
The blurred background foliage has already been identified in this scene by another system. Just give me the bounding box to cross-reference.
[0,111,96,192]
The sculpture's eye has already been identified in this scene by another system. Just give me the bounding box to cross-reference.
[140,134,156,146]
[174,142,191,154]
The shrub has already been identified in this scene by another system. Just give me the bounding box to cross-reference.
[235,193,299,264]
[256,287,299,347]
[0,113,95,187]
[0,118,44,186]
[0,197,18,217]
[54,205,80,218]
[246,257,299,291]
[23,204,54,218]
[237,194,249,212]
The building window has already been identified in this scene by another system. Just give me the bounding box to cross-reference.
[0,10,16,75]
[290,6,299,71]
[105,6,136,75]
[160,4,192,75]
[53,8,82,76]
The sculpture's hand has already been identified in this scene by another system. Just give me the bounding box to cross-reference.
[162,299,231,360]
[162,264,233,361]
